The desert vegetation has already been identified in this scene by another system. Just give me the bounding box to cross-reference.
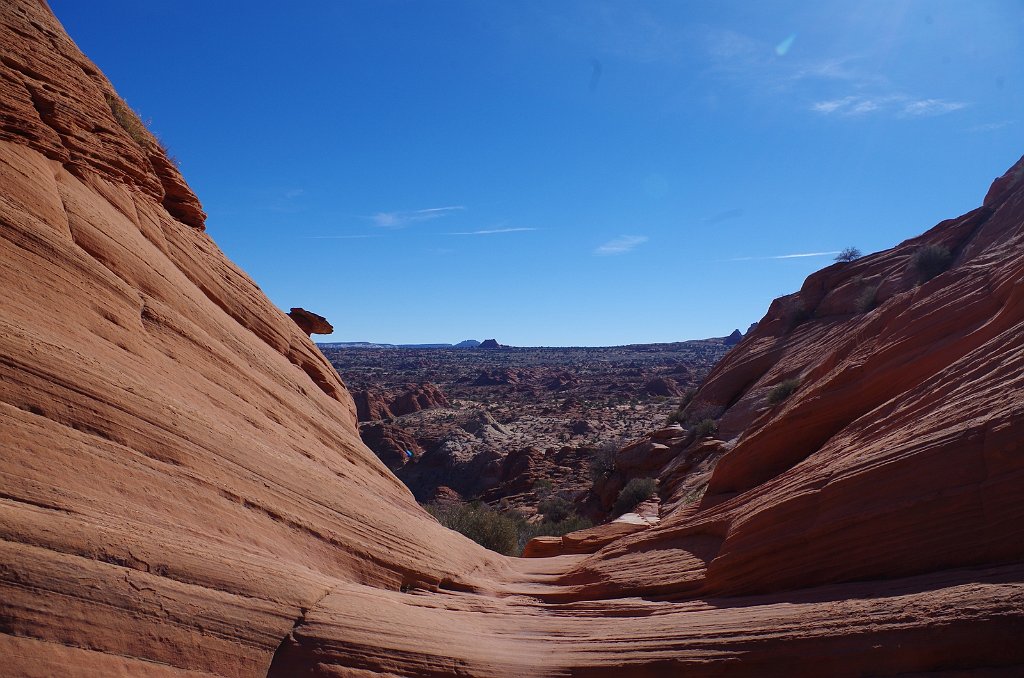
[767,378,800,405]
[425,500,591,555]
[692,418,718,438]
[856,284,880,313]
[588,439,619,480]
[910,244,953,283]
[835,246,862,262]
[612,477,657,516]
[104,92,151,147]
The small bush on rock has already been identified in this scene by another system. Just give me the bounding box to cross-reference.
[428,499,593,556]
[538,496,573,523]
[613,477,656,516]
[589,440,619,480]
[767,378,800,406]
[693,418,718,438]
[835,247,862,262]
[666,389,698,425]
[104,92,151,147]
[855,284,879,313]
[426,501,519,555]
[910,245,952,283]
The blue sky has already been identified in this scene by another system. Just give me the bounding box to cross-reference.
[51,1,1021,346]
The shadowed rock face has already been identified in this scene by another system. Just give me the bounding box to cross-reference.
[0,2,1022,676]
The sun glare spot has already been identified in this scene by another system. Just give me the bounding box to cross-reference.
[775,33,796,56]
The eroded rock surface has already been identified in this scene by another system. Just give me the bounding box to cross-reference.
[1,3,1022,676]
[288,307,333,336]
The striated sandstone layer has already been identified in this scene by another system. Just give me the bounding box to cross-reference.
[1,2,1022,676]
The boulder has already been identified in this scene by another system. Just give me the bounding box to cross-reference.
[288,307,333,335]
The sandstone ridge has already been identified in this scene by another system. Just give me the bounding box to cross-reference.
[0,3,1022,676]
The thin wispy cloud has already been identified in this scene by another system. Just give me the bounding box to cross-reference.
[720,251,840,262]
[284,188,304,199]
[304,234,382,240]
[901,99,968,117]
[447,227,538,235]
[969,120,1013,133]
[594,235,648,256]
[812,95,967,118]
[701,208,744,225]
[372,205,465,228]
[693,26,969,122]
[790,55,888,87]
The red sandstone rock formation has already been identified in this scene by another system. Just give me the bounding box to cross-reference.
[0,2,1022,676]
[288,307,333,336]
[359,421,424,468]
[642,375,682,397]
[390,382,450,416]
[352,388,395,422]
[353,382,448,423]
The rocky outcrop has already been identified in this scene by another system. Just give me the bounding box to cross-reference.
[359,421,424,468]
[723,328,743,346]
[1,3,1022,676]
[472,367,520,386]
[353,382,449,423]
[478,338,501,349]
[643,375,682,396]
[288,307,333,336]
[571,155,1024,610]
[353,388,394,422]
[391,382,450,415]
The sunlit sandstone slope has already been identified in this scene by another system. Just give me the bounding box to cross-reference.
[1,2,1022,676]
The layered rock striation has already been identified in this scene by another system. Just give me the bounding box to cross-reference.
[0,2,1022,676]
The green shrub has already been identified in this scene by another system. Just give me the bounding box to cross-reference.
[537,496,572,523]
[835,247,862,262]
[693,418,717,438]
[427,500,593,556]
[909,245,952,283]
[767,378,800,406]
[613,477,656,516]
[589,440,618,480]
[855,284,879,313]
[666,388,697,425]
[104,92,151,147]
[426,501,520,555]
[532,478,553,498]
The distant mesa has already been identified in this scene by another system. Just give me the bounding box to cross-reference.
[318,339,482,349]
[288,307,333,336]
[478,338,502,349]
[723,329,743,347]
